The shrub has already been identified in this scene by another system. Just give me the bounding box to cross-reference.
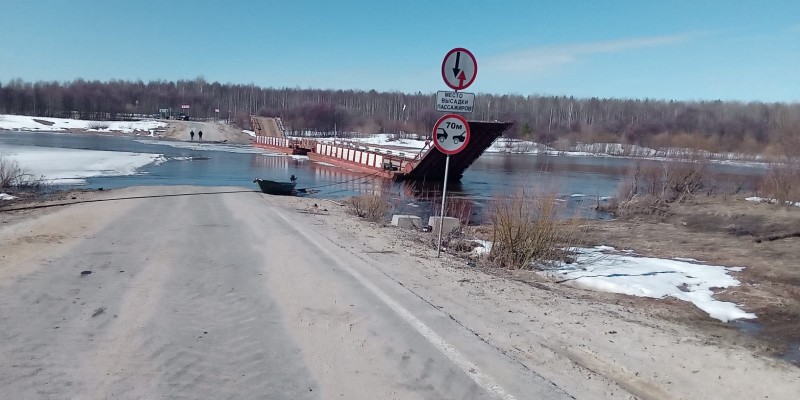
[488,190,580,269]
[663,159,708,202]
[346,194,390,222]
[88,122,110,130]
[613,160,709,217]
[759,162,800,206]
[447,197,475,226]
[0,156,25,188]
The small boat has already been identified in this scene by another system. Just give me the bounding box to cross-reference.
[253,179,296,196]
[291,145,311,155]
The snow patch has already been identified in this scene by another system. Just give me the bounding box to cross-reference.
[0,144,162,185]
[0,114,166,133]
[485,138,553,154]
[673,257,705,263]
[472,240,493,255]
[135,139,270,154]
[0,193,17,201]
[745,196,800,207]
[544,246,755,322]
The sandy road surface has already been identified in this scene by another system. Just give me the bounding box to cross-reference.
[162,120,253,144]
[0,186,569,399]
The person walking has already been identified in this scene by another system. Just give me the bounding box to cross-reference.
[198,130,203,141]
[190,130,195,141]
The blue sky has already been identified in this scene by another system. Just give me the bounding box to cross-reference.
[1,0,798,102]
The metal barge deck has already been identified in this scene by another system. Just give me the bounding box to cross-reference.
[251,116,512,181]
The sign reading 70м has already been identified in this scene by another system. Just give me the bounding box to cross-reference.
[432,114,471,155]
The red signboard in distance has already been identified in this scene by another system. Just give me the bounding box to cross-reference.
[432,114,471,155]
[441,48,477,91]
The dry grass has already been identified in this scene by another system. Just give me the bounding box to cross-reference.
[444,197,474,226]
[0,156,26,188]
[346,194,390,223]
[611,160,710,218]
[648,132,724,154]
[759,162,800,207]
[487,190,581,270]
[87,122,110,130]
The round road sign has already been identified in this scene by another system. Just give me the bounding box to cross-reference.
[432,114,471,155]
[441,48,477,91]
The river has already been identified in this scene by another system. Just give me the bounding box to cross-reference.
[0,131,766,222]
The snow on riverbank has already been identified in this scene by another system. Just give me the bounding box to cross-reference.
[133,139,271,155]
[2,115,771,166]
[295,132,767,167]
[746,196,800,207]
[543,246,755,322]
[0,144,163,185]
[0,114,166,133]
[0,193,17,201]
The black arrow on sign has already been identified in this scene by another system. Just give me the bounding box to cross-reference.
[452,52,461,79]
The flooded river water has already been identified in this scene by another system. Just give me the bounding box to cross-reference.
[0,131,766,221]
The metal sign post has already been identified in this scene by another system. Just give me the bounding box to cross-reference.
[433,48,477,257]
[431,113,471,257]
[437,155,451,257]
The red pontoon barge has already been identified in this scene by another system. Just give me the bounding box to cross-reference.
[250,116,512,181]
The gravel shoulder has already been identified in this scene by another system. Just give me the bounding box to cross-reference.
[272,195,800,400]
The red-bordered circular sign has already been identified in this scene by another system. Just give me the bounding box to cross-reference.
[441,48,478,91]
[432,114,471,155]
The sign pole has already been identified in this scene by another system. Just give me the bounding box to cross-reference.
[434,48,477,257]
[436,154,451,258]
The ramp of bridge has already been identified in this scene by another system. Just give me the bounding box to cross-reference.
[251,116,284,137]
[404,121,513,181]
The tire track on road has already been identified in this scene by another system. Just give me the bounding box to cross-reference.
[84,191,316,399]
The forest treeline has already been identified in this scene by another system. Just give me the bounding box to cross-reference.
[1,78,798,156]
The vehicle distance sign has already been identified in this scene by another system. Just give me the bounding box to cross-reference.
[432,114,471,155]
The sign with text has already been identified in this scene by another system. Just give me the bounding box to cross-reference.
[435,91,474,113]
[432,114,471,155]
[181,104,190,109]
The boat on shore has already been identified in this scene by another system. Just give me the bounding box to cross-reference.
[253,178,296,196]
[250,116,512,182]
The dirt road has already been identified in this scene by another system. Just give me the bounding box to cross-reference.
[0,186,570,399]
[3,187,799,399]
[162,120,253,144]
